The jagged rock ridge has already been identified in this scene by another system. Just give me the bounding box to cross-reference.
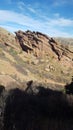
[15,30,73,60]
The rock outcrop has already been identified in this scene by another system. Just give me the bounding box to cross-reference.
[15,30,73,61]
[0,27,73,89]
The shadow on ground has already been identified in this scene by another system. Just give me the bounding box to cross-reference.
[65,79,73,94]
[0,81,73,130]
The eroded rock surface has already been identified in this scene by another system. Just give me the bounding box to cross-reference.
[15,30,73,61]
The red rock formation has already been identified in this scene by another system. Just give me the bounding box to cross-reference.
[15,30,73,60]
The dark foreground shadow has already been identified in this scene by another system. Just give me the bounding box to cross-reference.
[0,82,73,130]
[65,80,73,94]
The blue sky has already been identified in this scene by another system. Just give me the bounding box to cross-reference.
[0,0,73,37]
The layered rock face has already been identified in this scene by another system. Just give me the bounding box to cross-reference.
[15,30,73,60]
[0,27,72,61]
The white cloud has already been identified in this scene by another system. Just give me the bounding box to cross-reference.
[0,10,42,30]
[17,1,36,14]
[54,13,60,18]
[48,28,73,38]
[27,7,36,13]
[48,18,73,27]
[18,1,25,10]
[0,10,73,37]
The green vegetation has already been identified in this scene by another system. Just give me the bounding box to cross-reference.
[9,48,18,56]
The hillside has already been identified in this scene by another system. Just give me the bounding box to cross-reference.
[55,37,73,52]
[0,27,73,90]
